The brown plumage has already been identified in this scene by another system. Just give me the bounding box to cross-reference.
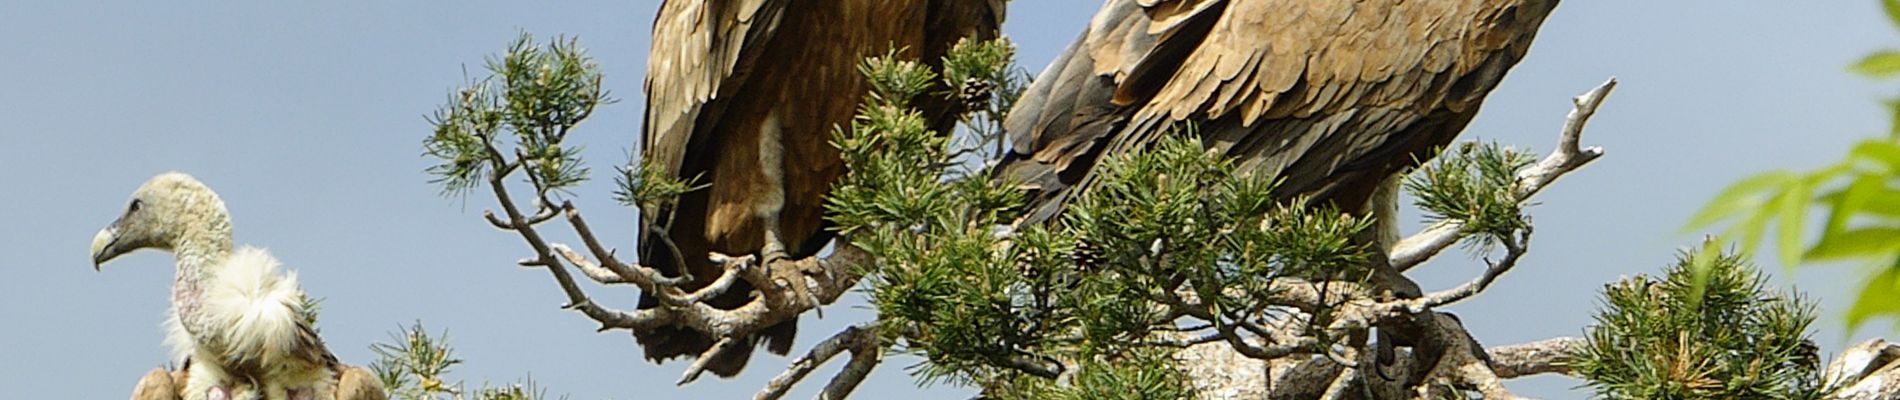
[638,0,1003,377]
[133,368,184,400]
[333,365,388,400]
[131,364,386,400]
[1000,0,1560,222]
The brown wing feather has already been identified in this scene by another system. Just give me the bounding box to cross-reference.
[1001,0,1558,223]
[638,0,1002,377]
[637,0,797,377]
[642,0,789,179]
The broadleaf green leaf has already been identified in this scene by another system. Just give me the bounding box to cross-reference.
[1845,257,1900,333]
[1887,0,1900,30]
[1821,175,1881,237]
[1853,50,1900,78]
[1775,180,1811,268]
[1804,227,1900,261]
[1684,171,1799,231]
[1851,139,1900,173]
[1820,183,1900,218]
[1887,99,1900,140]
[1733,189,1785,258]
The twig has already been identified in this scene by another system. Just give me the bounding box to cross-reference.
[1404,228,1532,314]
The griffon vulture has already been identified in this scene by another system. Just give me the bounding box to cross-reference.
[92,172,385,400]
[999,0,1560,222]
[638,0,1004,376]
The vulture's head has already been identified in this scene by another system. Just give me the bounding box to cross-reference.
[90,172,231,270]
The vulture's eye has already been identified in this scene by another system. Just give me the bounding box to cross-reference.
[128,199,142,213]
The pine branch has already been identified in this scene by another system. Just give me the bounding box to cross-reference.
[1391,78,1616,271]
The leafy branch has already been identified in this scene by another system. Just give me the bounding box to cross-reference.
[369,322,562,400]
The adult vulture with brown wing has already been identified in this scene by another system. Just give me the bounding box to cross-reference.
[1000,0,1560,222]
[639,0,1004,377]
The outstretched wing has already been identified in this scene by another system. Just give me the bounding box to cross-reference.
[1001,0,1557,222]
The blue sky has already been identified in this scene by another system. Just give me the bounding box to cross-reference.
[2,1,1896,399]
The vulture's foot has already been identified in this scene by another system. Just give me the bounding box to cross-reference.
[760,226,790,265]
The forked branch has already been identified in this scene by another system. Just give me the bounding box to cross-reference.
[1391,78,1616,271]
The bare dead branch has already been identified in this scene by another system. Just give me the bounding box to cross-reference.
[1319,344,1364,400]
[561,201,678,287]
[1487,336,1582,379]
[481,161,878,349]
[818,343,883,400]
[755,325,879,400]
[1149,331,1227,348]
[1405,228,1532,314]
[483,165,644,331]
[1389,221,1460,272]
[483,210,514,230]
[1825,338,1900,399]
[551,244,627,284]
[1517,77,1616,197]
[1318,364,1359,400]
[678,338,741,385]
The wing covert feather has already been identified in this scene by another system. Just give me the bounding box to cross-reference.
[1001,0,1559,223]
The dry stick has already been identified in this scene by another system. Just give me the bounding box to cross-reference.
[1402,228,1532,314]
[1319,346,1363,400]
[1486,336,1582,379]
[755,325,877,400]
[818,344,883,400]
[561,201,668,286]
[493,172,873,335]
[486,158,888,395]
[481,151,642,330]
[1390,78,1616,271]
[678,338,741,385]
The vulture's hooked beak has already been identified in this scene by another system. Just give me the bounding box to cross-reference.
[90,226,119,271]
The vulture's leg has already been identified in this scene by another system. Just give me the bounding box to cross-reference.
[1363,174,1420,382]
[755,111,792,265]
